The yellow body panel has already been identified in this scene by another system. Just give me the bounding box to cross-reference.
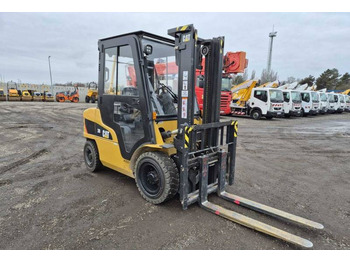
[342,89,350,95]
[83,108,188,178]
[87,89,98,98]
[21,90,33,101]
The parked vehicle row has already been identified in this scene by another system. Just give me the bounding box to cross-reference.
[230,80,350,120]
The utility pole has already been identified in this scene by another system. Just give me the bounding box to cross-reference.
[48,56,53,94]
[267,25,277,73]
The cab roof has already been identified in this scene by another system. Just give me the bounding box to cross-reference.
[99,31,174,44]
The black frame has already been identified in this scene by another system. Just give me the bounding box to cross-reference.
[98,34,156,160]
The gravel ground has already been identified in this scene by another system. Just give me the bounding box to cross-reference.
[0,101,349,250]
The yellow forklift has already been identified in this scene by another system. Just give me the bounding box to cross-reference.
[85,82,98,103]
[83,25,323,248]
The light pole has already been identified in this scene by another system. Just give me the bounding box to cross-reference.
[48,56,53,94]
[267,26,277,74]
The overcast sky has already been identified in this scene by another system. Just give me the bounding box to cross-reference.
[0,12,349,84]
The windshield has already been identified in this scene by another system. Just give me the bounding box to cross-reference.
[320,93,327,102]
[328,94,335,102]
[346,96,350,102]
[291,91,302,102]
[269,89,283,102]
[311,92,319,102]
[339,95,344,103]
[142,38,199,117]
[221,78,231,91]
[301,92,310,102]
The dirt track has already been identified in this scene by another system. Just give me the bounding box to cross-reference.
[0,101,349,250]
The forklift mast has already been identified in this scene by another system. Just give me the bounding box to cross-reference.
[168,25,237,210]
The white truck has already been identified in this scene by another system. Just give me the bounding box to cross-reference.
[327,93,337,113]
[334,93,345,113]
[300,91,313,116]
[310,91,320,115]
[230,87,284,120]
[345,95,350,112]
[318,92,329,114]
[339,94,346,112]
[282,90,302,117]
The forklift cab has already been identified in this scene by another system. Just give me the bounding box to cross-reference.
[97,31,197,159]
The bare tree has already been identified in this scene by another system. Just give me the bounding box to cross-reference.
[261,69,278,84]
[250,70,256,80]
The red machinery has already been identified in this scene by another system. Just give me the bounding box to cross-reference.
[196,51,248,115]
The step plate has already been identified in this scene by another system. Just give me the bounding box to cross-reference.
[202,201,313,248]
[220,192,324,230]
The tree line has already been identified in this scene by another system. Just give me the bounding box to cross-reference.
[230,68,350,91]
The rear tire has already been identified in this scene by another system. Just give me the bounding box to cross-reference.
[250,109,262,120]
[85,96,90,103]
[84,140,102,172]
[91,96,96,103]
[266,116,273,120]
[135,152,179,204]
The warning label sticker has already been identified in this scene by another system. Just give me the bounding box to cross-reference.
[183,80,188,90]
[181,90,188,97]
[183,71,188,81]
[181,98,187,119]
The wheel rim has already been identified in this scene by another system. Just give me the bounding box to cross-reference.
[139,162,162,197]
[253,111,259,119]
[85,146,93,166]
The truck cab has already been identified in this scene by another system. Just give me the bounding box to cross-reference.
[339,94,346,112]
[345,95,350,112]
[249,87,284,119]
[282,90,302,117]
[334,93,344,113]
[300,91,312,116]
[310,91,320,115]
[318,92,328,114]
[327,93,336,113]
[220,77,233,115]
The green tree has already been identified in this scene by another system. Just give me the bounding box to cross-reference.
[299,75,315,87]
[316,68,340,90]
[336,72,350,90]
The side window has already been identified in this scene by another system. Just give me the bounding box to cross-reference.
[334,95,338,102]
[302,93,310,102]
[283,92,290,102]
[104,47,117,94]
[117,45,138,96]
[104,45,137,96]
[254,90,267,102]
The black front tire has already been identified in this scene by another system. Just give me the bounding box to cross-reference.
[84,140,102,172]
[135,152,179,204]
[250,109,262,120]
[85,96,90,103]
[91,96,96,103]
